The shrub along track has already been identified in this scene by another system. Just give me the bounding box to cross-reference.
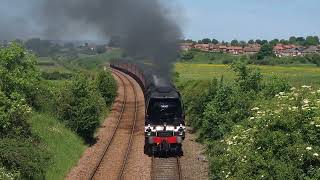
[151,157,182,180]
[89,69,138,180]
[66,69,143,180]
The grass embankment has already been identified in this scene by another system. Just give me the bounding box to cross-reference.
[176,63,320,87]
[29,113,86,180]
[31,52,117,178]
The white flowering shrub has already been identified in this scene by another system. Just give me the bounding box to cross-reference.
[209,87,320,179]
[0,167,20,180]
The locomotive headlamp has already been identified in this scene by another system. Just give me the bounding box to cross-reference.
[178,124,184,136]
[178,127,184,136]
[146,124,152,136]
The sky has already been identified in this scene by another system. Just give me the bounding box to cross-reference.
[178,0,320,41]
[0,0,320,41]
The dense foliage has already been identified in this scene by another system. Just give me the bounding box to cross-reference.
[0,43,118,178]
[0,43,50,179]
[178,61,320,179]
[95,71,117,106]
[56,74,105,141]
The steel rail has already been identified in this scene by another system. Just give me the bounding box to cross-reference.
[88,70,127,180]
[117,68,138,179]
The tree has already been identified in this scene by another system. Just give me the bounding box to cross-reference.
[231,39,239,46]
[239,41,246,47]
[211,39,219,44]
[289,36,297,44]
[96,45,107,54]
[261,40,269,45]
[248,39,255,44]
[197,40,203,44]
[95,71,117,105]
[280,39,289,45]
[296,37,306,45]
[56,74,103,140]
[256,44,275,60]
[305,36,319,46]
[269,39,279,46]
[202,38,211,44]
[108,36,121,47]
[255,39,262,45]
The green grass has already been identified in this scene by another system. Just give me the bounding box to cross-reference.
[175,63,320,87]
[37,57,71,73]
[29,112,87,180]
[73,49,122,70]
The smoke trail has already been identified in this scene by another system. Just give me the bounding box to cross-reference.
[38,0,182,77]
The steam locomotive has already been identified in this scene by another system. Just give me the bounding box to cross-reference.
[144,74,185,156]
[110,62,185,156]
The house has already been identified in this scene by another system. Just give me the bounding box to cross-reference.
[209,44,220,52]
[243,44,261,55]
[281,48,302,57]
[227,46,243,55]
[180,43,194,51]
[194,43,210,52]
[302,46,318,55]
[273,44,303,57]
[218,45,228,52]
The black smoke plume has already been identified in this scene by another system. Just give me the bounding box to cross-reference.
[38,0,182,77]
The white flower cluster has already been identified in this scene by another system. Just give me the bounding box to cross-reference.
[0,167,16,180]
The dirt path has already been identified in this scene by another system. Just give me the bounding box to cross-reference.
[180,128,209,180]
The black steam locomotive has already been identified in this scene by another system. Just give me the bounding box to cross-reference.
[110,62,185,156]
[143,73,185,156]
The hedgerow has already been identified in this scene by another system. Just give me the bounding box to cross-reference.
[95,71,117,106]
[0,43,50,179]
[177,61,320,179]
[56,74,105,141]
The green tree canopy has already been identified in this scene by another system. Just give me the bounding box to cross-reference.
[231,39,239,46]
[201,38,211,44]
[257,44,275,60]
[211,39,219,44]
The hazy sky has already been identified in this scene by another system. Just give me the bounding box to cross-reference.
[178,0,320,41]
[1,0,319,41]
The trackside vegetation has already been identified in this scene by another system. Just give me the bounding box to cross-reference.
[177,61,320,179]
[0,43,117,179]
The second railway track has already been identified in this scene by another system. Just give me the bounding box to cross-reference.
[89,69,138,180]
[151,156,182,180]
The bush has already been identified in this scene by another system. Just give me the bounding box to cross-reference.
[208,87,320,179]
[95,71,117,105]
[41,71,73,80]
[180,51,195,61]
[231,61,263,92]
[56,74,103,140]
[0,90,32,139]
[262,76,291,98]
[0,138,50,179]
[0,43,41,106]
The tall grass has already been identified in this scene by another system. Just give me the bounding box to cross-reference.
[29,113,87,180]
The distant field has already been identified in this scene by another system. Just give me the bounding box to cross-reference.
[175,63,320,87]
[37,57,71,73]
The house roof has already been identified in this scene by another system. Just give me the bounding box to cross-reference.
[227,46,243,50]
[303,46,318,53]
[244,46,260,52]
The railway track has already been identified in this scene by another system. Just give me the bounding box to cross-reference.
[88,69,138,180]
[151,156,183,180]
